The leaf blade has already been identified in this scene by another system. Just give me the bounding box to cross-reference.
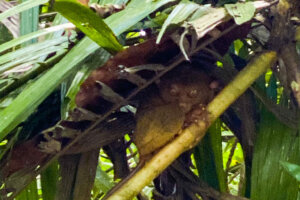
[0,0,48,22]
[225,2,255,25]
[54,0,123,54]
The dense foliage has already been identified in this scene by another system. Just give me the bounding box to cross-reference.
[0,0,299,200]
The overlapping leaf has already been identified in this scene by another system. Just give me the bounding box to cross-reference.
[54,0,123,54]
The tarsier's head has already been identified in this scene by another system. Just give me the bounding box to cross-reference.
[159,66,218,113]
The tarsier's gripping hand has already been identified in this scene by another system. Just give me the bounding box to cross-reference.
[134,65,217,159]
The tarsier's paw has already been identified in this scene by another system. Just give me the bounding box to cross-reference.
[183,104,209,128]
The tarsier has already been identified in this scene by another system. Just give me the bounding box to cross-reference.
[105,65,218,198]
[134,65,217,158]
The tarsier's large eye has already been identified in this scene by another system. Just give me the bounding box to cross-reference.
[188,89,198,98]
[169,84,179,96]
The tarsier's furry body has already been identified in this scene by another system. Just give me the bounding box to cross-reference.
[134,65,216,158]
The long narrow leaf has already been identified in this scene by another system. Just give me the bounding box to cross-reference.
[0,36,68,66]
[54,0,123,54]
[106,0,176,36]
[41,161,59,200]
[0,0,48,22]
[194,120,226,191]
[208,119,227,192]
[15,179,39,200]
[0,46,66,73]
[19,0,39,46]
[0,23,74,53]
[251,108,300,200]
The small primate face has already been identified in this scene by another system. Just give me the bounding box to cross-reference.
[159,69,215,113]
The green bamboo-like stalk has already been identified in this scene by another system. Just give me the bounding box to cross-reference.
[105,51,277,200]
